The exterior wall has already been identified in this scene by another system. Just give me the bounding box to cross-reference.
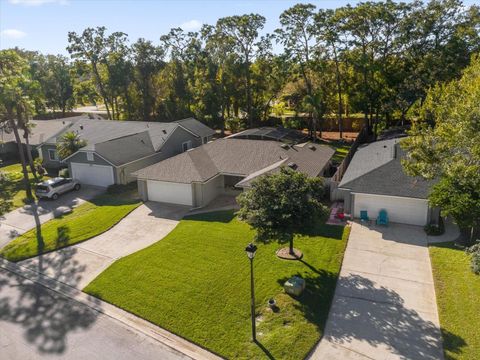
[67,151,117,183]
[116,152,166,185]
[137,179,148,201]
[192,175,224,207]
[160,127,203,157]
[39,144,63,169]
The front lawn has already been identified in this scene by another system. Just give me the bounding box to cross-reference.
[429,242,480,359]
[0,163,49,211]
[84,210,349,359]
[0,191,141,262]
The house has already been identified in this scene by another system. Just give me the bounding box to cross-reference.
[134,138,335,207]
[39,117,215,187]
[0,119,72,161]
[227,127,308,143]
[338,139,439,226]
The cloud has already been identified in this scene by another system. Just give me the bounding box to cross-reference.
[8,0,68,6]
[1,29,27,39]
[180,19,202,31]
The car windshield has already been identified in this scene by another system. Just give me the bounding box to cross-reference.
[36,185,50,191]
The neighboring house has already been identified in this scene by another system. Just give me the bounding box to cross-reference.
[134,138,335,207]
[227,127,308,143]
[0,119,72,161]
[338,139,439,226]
[40,117,215,187]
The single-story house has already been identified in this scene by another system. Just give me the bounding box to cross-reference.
[338,139,439,226]
[227,127,308,143]
[0,119,72,161]
[40,117,215,187]
[134,138,335,207]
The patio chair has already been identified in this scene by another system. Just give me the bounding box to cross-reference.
[360,210,369,224]
[376,209,389,226]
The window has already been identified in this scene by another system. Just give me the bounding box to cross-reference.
[48,149,58,161]
[86,152,94,161]
[182,141,192,152]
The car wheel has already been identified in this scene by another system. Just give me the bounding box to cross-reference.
[51,193,59,200]
[74,184,81,191]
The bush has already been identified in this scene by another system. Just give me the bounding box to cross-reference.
[58,168,69,178]
[466,243,480,275]
[424,217,445,236]
[107,182,137,194]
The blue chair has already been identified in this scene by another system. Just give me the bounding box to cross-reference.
[360,210,369,224]
[376,209,389,226]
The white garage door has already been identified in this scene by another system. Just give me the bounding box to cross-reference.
[147,180,193,206]
[354,193,429,226]
[71,163,115,187]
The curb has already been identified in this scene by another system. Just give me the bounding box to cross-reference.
[0,258,222,360]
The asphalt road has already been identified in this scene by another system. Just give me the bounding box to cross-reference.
[0,268,189,360]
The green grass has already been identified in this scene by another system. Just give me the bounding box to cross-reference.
[429,242,480,359]
[318,140,351,163]
[85,210,349,359]
[0,163,49,210]
[0,191,141,262]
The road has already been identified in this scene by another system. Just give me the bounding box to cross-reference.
[0,267,189,360]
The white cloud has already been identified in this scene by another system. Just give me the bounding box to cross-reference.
[8,0,68,6]
[180,19,202,31]
[1,29,27,39]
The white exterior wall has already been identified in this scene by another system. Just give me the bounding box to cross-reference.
[353,193,429,226]
[146,180,193,206]
[199,175,224,207]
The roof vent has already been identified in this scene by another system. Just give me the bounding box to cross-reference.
[162,129,167,134]
[308,144,316,151]
[80,125,84,130]
[62,121,65,124]
[281,143,289,149]
[287,162,297,169]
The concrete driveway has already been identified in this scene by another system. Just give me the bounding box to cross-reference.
[310,221,452,360]
[0,186,104,249]
[18,202,189,289]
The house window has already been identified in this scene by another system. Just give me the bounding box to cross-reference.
[182,141,192,152]
[86,152,94,161]
[48,149,59,161]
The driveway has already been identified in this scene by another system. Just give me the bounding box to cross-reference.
[0,267,189,359]
[310,222,450,360]
[18,202,189,289]
[0,186,104,249]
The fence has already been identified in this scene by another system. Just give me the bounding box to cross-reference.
[329,126,369,201]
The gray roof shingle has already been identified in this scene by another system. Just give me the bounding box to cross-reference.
[339,139,435,199]
[1,119,72,146]
[135,139,335,184]
[174,118,216,138]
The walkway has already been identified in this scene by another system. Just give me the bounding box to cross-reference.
[310,221,457,360]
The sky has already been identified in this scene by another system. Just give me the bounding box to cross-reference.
[0,0,478,55]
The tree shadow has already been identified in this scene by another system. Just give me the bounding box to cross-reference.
[303,273,466,360]
[0,249,99,354]
[254,339,275,360]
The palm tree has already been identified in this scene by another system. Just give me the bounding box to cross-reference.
[56,131,86,159]
[303,91,326,142]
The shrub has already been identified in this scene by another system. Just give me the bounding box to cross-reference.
[424,217,445,236]
[466,243,480,275]
[59,168,69,178]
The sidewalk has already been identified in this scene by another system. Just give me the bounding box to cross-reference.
[0,258,222,360]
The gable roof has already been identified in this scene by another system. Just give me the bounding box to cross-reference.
[134,138,335,184]
[227,127,308,144]
[174,118,216,138]
[0,119,72,146]
[339,139,435,199]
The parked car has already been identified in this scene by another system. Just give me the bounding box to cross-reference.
[35,177,81,200]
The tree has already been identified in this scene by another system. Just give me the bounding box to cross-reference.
[401,55,480,245]
[56,131,86,160]
[237,167,327,256]
[0,50,36,200]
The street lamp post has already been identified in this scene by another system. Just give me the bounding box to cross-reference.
[245,243,257,342]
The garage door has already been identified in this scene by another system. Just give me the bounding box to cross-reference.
[147,180,193,206]
[71,163,115,187]
[354,193,428,226]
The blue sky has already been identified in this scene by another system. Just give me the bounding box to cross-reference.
[0,0,477,55]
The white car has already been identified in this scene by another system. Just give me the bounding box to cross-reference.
[35,177,81,200]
